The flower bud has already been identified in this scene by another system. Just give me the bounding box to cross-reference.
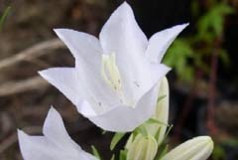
[146,77,169,144]
[126,135,158,160]
[162,136,214,160]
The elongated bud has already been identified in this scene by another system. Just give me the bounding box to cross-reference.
[146,77,169,144]
[162,136,214,160]
[126,135,158,160]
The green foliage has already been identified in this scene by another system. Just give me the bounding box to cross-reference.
[213,138,238,159]
[164,1,234,83]
[0,6,11,31]
[198,3,234,39]
[119,150,127,160]
[110,132,126,150]
[212,145,226,160]
[163,2,235,158]
[164,39,194,82]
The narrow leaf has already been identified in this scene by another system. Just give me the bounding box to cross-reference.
[91,145,101,160]
[110,132,126,150]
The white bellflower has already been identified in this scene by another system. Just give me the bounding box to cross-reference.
[39,2,188,132]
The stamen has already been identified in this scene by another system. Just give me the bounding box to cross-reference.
[101,53,122,91]
[101,53,127,104]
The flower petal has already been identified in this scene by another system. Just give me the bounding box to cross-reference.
[52,30,121,110]
[99,2,155,101]
[18,131,61,160]
[39,68,120,114]
[146,24,189,63]
[53,29,102,69]
[100,2,148,55]
[131,63,170,103]
[162,136,214,160]
[18,107,97,160]
[42,107,81,150]
[77,83,159,132]
[38,68,84,106]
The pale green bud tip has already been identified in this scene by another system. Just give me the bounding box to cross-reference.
[127,135,158,160]
[162,136,214,160]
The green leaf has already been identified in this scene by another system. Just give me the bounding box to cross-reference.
[164,39,195,82]
[91,145,101,160]
[180,65,194,82]
[110,132,126,150]
[119,150,127,160]
[198,3,234,37]
[0,6,11,31]
[164,39,193,66]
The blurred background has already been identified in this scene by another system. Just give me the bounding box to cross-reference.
[0,0,238,159]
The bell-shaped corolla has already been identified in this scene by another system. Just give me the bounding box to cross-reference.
[39,2,188,132]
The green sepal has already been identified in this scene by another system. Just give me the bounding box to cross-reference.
[134,125,148,137]
[147,118,169,127]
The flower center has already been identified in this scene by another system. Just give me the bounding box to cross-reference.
[101,53,127,104]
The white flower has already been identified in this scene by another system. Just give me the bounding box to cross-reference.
[39,2,188,132]
[18,107,97,160]
[162,136,214,160]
